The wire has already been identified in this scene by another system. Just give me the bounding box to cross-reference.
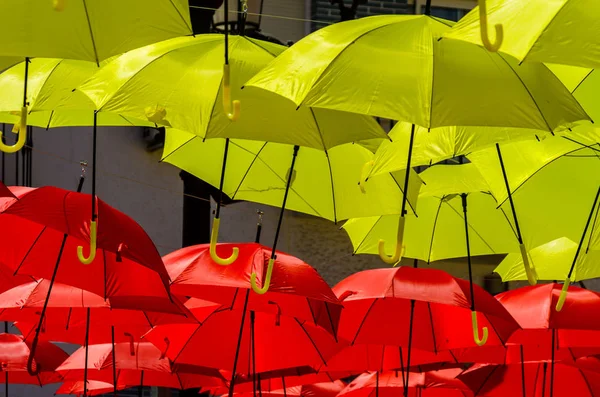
[189,5,333,26]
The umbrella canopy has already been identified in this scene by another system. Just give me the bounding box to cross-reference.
[228,381,346,397]
[144,298,343,375]
[338,370,471,397]
[245,15,588,130]
[0,333,67,385]
[78,35,387,147]
[165,243,342,335]
[459,361,600,397]
[334,267,519,351]
[56,379,115,396]
[162,129,421,224]
[0,185,173,311]
[0,0,192,62]
[445,0,600,68]
[0,58,152,128]
[0,279,192,345]
[344,163,515,262]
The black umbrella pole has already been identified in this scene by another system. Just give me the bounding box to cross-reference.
[521,345,526,397]
[376,371,379,397]
[549,330,555,397]
[112,326,118,396]
[139,371,144,397]
[255,211,264,244]
[91,112,97,221]
[270,146,299,258]
[216,139,230,220]
[251,311,257,397]
[83,308,91,397]
[5,372,7,397]
[228,290,251,397]
[404,300,415,397]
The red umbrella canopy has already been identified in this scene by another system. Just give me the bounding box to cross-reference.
[166,243,342,335]
[144,298,344,375]
[320,344,459,374]
[209,372,349,395]
[0,279,193,345]
[338,370,472,397]
[56,379,115,396]
[459,361,600,397]
[334,267,519,351]
[497,284,600,348]
[451,343,600,365]
[229,381,346,397]
[0,186,176,313]
[0,333,67,385]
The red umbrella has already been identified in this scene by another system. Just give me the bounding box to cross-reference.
[459,361,600,397]
[57,341,225,396]
[56,379,115,396]
[0,333,67,396]
[144,298,343,393]
[0,180,179,378]
[338,370,472,397]
[320,344,459,374]
[166,243,342,336]
[228,381,346,397]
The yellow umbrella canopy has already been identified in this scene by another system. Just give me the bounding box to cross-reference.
[445,0,600,68]
[0,0,192,63]
[244,14,589,130]
[78,34,387,149]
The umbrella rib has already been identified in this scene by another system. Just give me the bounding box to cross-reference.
[426,302,437,354]
[308,109,337,223]
[159,135,196,163]
[446,199,497,254]
[231,141,268,199]
[351,216,384,255]
[324,302,338,342]
[32,60,66,110]
[350,298,379,345]
[242,36,281,59]
[306,297,317,326]
[46,110,54,130]
[166,0,193,35]
[427,198,445,263]
[81,0,100,65]
[579,368,595,397]
[474,366,499,396]
[13,226,46,275]
[294,318,327,365]
[171,324,202,364]
[389,172,417,217]
[494,54,554,132]
[103,249,107,300]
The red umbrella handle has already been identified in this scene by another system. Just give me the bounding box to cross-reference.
[124,332,135,356]
[160,338,170,360]
[26,348,41,376]
[116,243,128,262]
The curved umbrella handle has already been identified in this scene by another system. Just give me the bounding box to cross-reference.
[159,337,170,360]
[358,160,375,194]
[378,216,406,265]
[519,243,538,286]
[116,243,128,263]
[26,341,41,376]
[53,0,66,11]
[478,0,503,52]
[0,106,27,153]
[251,258,275,295]
[556,278,571,312]
[124,332,135,356]
[210,217,239,265]
[77,220,97,264]
[471,311,488,346]
[223,64,241,121]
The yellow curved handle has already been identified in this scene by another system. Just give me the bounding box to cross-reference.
[209,217,239,265]
[555,277,571,312]
[519,243,538,286]
[359,160,375,194]
[0,106,27,153]
[378,216,405,265]
[471,311,489,346]
[53,0,66,11]
[223,64,241,121]
[478,0,503,52]
[77,220,97,265]
[251,258,274,295]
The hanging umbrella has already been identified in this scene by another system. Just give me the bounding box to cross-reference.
[468,136,600,303]
[57,341,225,397]
[226,381,346,397]
[344,163,516,262]
[459,361,600,397]
[0,0,192,62]
[445,0,600,68]
[78,31,390,269]
[338,370,471,397]
[0,179,179,377]
[0,333,67,395]
[165,242,342,335]
[56,379,116,396]
[162,128,420,292]
[144,298,343,397]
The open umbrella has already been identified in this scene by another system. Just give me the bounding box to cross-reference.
[226,381,346,397]
[0,333,67,395]
[162,129,420,292]
[445,0,600,68]
[338,370,471,397]
[144,298,343,397]
[57,341,225,397]
[57,379,115,396]
[78,32,389,269]
[165,242,342,335]
[468,137,600,304]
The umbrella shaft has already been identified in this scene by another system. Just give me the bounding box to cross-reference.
[216,139,230,219]
[228,290,251,397]
[495,144,524,243]
[271,146,299,259]
[461,194,476,310]
[400,125,416,217]
[567,186,600,278]
[83,308,91,397]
